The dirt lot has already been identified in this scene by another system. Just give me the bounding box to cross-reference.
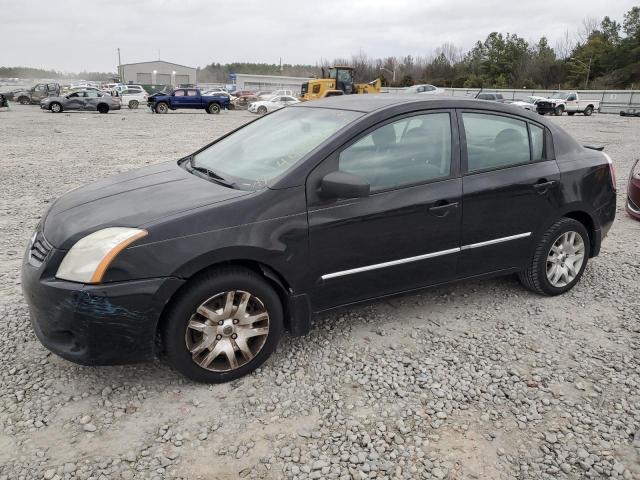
[0,105,638,480]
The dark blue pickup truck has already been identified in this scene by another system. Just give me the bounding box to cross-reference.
[148,88,230,114]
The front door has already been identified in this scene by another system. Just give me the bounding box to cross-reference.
[170,89,187,108]
[306,111,462,310]
[457,110,561,277]
[64,92,86,110]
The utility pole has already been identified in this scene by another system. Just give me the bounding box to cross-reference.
[117,48,122,83]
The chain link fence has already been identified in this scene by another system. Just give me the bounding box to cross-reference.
[384,87,640,114]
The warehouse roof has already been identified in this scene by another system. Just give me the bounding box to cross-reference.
[120,60,196,70]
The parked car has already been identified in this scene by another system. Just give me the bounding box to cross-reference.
[22,96,616,383]
[112,87,148,109]
[6,83,60,105]
[112,84,146,95]
[627,159,640,220]
[403,84,445,95]
[259,89,294,100]
[248,95,300,114]
[0,93,8,109]
[476,92,506,103]
[148,88,230,114]
[40,90,121,113]
[231,90,256,98]
[510,95,546,111]
[536,92,600,116]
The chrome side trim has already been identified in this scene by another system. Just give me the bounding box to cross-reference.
[460,232,531,250]
[321,247,460,280]
[320,231,532,281]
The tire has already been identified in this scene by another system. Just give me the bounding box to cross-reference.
[518,218,590,296]
[554,105,564,116]
[567,112,575,116]
[128,100,139,109]
[155,102,169,114]
[97,103,109,114]
[584,106,593,116]
[50,102,62,113]
[257,106,267,114]
[18,97,30,105]
[162,267,284,383]
[207,103,221,114]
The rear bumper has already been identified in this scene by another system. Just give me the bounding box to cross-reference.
[22,251,184,365]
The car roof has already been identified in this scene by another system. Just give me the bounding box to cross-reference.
[292,94,530,115]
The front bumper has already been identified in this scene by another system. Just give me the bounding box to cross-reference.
[22,245,184,365]
[627,195,640,220]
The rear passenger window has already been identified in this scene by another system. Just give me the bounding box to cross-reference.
[530,124,545,161]
[463,113,530,172]
[339,113,452,192]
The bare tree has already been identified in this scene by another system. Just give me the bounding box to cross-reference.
[577,16,599,43]
[435,42,463,65]
[555,29,574,59]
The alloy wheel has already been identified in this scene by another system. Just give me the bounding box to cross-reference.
[184,290,270,372]
[546,231,585,287]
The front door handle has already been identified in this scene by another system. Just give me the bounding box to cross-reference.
[429,201,459,217]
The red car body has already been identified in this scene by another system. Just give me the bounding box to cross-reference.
[627,159,640,220]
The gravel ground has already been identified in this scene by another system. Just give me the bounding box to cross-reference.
[0,105,638,480]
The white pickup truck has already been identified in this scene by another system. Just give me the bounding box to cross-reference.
[536,92,600,116]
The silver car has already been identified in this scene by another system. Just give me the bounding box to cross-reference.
[41,90,121,114]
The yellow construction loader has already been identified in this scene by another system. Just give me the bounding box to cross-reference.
[300,66,382,101]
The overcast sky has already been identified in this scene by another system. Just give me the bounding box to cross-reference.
[0,0,636,72]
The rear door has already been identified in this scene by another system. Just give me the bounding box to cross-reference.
[457,110,560,277]
[306,110,462,310]
[182,89,201,108]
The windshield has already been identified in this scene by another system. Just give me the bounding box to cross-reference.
[192,107,361,187]
[550,92,568,99]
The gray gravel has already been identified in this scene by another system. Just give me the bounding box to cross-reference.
[0,105,638,479]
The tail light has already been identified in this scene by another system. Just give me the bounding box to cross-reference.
[603,152,617,190]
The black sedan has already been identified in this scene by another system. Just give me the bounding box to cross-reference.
[22,96,617,383]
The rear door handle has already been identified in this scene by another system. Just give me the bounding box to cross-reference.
[429,201,459,217]
[533,180,556,193]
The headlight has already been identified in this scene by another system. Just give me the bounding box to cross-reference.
[56,227,147,284]
[631,159,640,179]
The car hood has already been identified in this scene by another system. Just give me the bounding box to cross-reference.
[43,161,251,249]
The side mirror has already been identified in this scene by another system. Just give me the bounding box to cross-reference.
[320,171,370,199]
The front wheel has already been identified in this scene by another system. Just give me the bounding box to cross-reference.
[257,106,268,114]
[18,97,30,105]
[50,102,62,113]
[155,102,169,114]
[584,106,593,116]
[518,218,590,296]
[206,103,221,114]
[554,105,564,116]
[162,267,283,383]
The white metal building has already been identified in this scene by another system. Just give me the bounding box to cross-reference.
[119,61,197,86]
[231,74,312,94]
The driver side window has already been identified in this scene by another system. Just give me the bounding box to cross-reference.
[338,113,452,192]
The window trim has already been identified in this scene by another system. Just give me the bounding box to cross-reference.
[331,109,459,196]
[457,109,553,176]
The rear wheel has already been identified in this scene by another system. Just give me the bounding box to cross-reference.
[50,102,62,113]
[584,106,593,116]
[518,218,590,296]
[155,102,169,114]
[206,103,221,114]
[97,103,109,114]
[162,267,283,383]
[128,100,139,109]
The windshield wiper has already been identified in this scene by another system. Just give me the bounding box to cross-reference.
[188,157,236,188]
